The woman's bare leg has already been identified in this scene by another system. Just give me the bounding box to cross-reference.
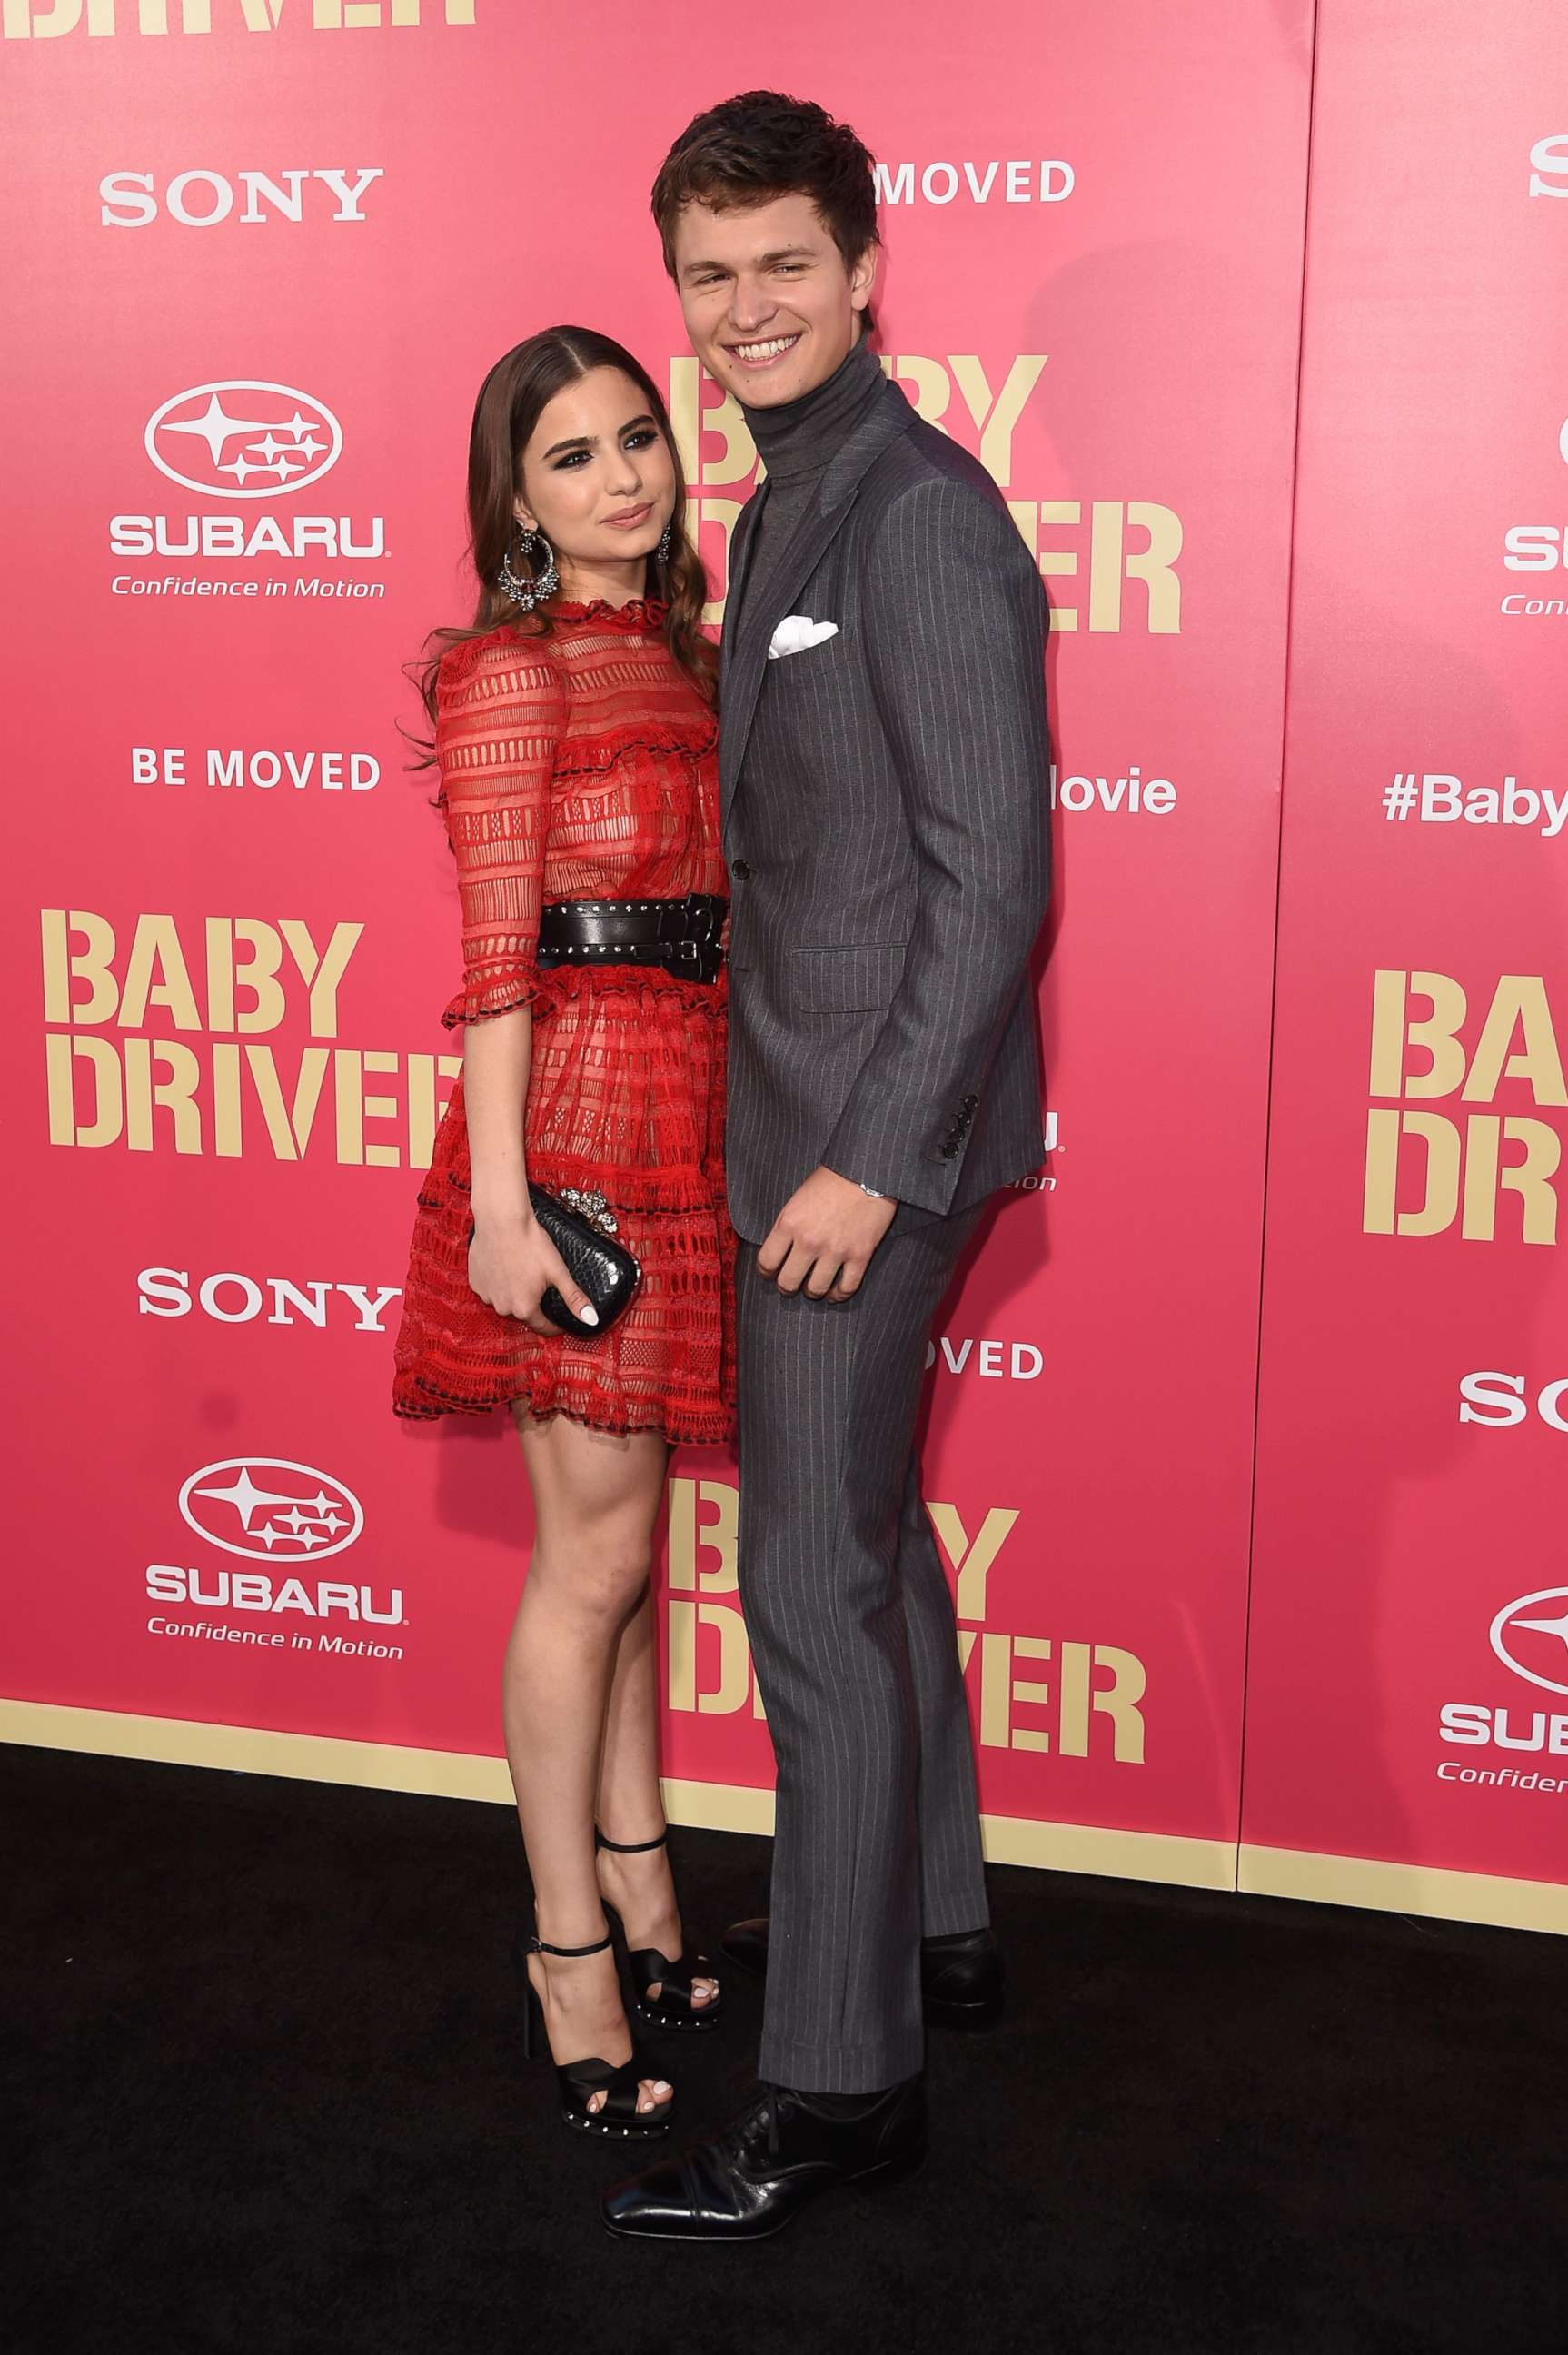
[595,1590,719,2009]
[502,1407,671,2113]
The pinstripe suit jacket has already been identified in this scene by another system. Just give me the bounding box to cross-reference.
[720,369,1050,1245]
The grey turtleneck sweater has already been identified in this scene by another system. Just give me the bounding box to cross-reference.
[736,332,886,620]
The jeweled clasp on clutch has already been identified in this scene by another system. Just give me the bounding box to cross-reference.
[559,1187,620,1237]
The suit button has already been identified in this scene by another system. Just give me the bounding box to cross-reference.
[731,859,752,881]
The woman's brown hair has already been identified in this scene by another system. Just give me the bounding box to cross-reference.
[408,324,715,763]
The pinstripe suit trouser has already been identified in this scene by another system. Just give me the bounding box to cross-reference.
[735,1207,991,2093]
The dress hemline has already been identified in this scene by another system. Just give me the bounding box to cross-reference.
[393,1375,733,1448]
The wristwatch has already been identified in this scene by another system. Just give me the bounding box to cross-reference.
[858,1182,888,1200]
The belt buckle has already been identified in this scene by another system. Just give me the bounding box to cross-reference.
[677,931,719,983]
[660,896,722,982]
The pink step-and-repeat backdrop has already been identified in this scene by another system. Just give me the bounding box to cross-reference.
[1243,2,1568,1924]
[2,0,1562,1933]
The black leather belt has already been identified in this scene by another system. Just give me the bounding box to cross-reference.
[535,892,727,985]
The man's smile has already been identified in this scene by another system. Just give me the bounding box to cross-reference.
[725,333,804,369]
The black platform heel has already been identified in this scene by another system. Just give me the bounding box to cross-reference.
[594,1827,725,2035]
[515,1924,674,2140]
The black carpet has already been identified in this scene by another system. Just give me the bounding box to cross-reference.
[3,1744,1563,2355]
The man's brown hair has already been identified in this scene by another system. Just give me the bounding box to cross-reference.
[651,90,879,327]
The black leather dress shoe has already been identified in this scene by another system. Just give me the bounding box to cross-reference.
[719,1918,1005,2031]
[600,2078,926,2241]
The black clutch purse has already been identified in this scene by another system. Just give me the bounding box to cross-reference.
[527,1183,640,1340]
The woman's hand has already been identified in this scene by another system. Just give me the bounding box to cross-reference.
[468,1207,599,1335]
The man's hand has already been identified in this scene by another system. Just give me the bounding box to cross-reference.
[757,1167,898,1300]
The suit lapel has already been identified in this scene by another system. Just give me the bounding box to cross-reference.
[718,483,767,718]
[719,374,914,828]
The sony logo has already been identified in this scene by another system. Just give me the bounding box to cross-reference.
[1529,134,1568,197]
[1458,1372,1568,1432]
[138,1267,401,1330]
[102,167,382,226]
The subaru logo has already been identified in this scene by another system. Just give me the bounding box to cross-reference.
[1489,1586,1568,1699]
[178,1457,364,1562]
[144,380,343,500]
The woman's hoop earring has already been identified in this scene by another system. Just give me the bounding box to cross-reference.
[655,521,672,566]
[499,521,559,611]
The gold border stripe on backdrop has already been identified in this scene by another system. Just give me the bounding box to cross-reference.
[1239,1844,1568,1938]
[5,1701,1565,1933]
[1,1698,1232,1884]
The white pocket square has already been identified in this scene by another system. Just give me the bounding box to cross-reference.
[768,614,839,661]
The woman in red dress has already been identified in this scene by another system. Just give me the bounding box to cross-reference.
[394,328,732,2137]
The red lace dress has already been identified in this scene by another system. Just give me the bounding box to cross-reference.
[392,598,735,1444]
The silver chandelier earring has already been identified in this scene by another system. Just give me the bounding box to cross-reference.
[656,520,673,565]
[499,520,559,611]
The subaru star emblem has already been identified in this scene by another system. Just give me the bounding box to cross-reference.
[1489,1586,1568,1699]
[144,380,343,500]
[178,1457,364,1562]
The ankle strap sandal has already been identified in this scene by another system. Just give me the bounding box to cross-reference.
[515,1923,674,2139]
[594,1827,725,2035]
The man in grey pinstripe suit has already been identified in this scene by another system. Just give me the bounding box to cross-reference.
[605,94,1049,2241]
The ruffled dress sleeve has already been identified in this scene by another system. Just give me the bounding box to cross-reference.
[436,630,568,1028]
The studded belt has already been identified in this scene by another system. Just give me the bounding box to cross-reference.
[535,892,728,985]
